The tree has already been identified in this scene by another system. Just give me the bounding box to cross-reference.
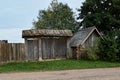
[33,0,78,32]
[78,0,120,34]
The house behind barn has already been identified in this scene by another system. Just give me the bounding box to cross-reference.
[22,29,73,61]
[70,27,102,59]
[0,40,8,43]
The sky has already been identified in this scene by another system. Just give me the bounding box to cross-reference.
[0,0,85,43]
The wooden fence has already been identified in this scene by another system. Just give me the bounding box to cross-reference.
[0,43,25,62]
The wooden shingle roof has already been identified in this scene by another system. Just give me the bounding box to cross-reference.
[70,27,102,47]
[22,29,73,38]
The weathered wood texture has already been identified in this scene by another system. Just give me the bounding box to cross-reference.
[0,43,25,62]
[83,31,98,48]
[41,37,67,59]
[23,29,72,61]
[25,37,68,61]
[22,29,73,38]
[26,39,39,61]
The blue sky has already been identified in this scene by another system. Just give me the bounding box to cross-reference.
[0,0,84,43]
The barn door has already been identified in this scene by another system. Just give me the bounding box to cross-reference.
[41,38,55,59]
[27,39,39,61]
[54,38,67,58]
[41,37,67,59]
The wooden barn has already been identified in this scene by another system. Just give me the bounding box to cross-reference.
[70,27,102,59]
[22,29,73,61]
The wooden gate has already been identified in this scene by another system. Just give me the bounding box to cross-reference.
[41,38,54,59]
[41,37,67,59]
[27,40,39,61]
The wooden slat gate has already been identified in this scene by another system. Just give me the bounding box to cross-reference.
[0,43,25,62]
[27,40,39,61]
[41,37,67,59]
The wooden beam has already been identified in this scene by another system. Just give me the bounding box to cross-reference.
[38,38,42,61]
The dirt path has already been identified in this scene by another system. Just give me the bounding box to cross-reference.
[0,68,120,80]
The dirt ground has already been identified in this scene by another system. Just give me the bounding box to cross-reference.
[0,68,120,80]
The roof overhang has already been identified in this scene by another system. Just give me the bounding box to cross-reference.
[22,29,73,38]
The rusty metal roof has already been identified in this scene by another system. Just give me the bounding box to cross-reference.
[22,29,73,38]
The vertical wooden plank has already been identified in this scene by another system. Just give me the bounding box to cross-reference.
[31,40,34,61]
[6,43,9,62]
[27,40,30,61]
[14,43,16,61]
[19,44,22,61]
[19,43,21,61]
[2,43,5,62]
[15,44,18,61]
[11,43,14,61]
[38,38,42,60]
[41,38,45,59]
[13,43,15,61]
[34,40,39,61]
[3,43,5,62]
[42,38,52,59]
[4,43,6,62]
[18,43,20,61]
[30,40,34,61]
[16,43,18,61]
[0,43,1,62]
[1,43,3,62]
[9,43,12,61]
[33,40,35,61]
[25,38,29,61]
[22,43,25,61]
[21,43,25,61]
[52,38,55,59]
[67,38,72,58]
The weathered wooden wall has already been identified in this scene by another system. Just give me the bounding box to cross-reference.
[83,31,98,48]
[0,43,25,62]
[41,37,67,59]
[25,37,68,61]
[25,39,39,61]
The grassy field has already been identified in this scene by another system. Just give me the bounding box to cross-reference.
[0,60,120,73]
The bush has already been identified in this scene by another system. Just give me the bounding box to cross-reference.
[85,48,99,61]
[85,38,100,61]
[97,34,118,62]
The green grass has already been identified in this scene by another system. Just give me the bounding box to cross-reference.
[0,60,120,73]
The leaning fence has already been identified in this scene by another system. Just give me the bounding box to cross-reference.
[0,43,25,62]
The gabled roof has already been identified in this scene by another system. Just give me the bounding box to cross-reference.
[22,29,73,38]
[70,27,102,47]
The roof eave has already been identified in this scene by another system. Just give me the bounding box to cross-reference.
[81,27,103,45]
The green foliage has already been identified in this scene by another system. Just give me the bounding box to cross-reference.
[33,0,78,32]
[78,0,120,34]
[85,48,99,61]
[85,38,100,61]
[97,33,119,61]
[78,0,120,61]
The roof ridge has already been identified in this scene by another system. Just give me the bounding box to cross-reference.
[78,26,96,31]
